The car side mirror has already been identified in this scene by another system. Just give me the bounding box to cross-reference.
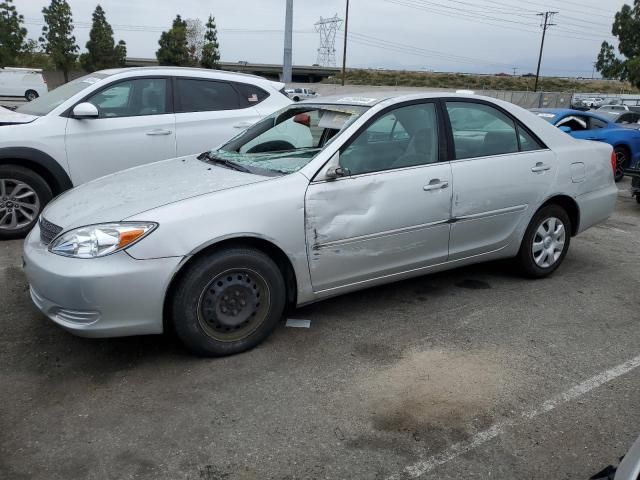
[326,166,351,179]
[72,102,99,119]
[559,126,572,133]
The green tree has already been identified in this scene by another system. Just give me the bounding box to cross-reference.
[156,15,191,66]
[0,0,27,67]
[79,5,127,72]
[201,15,220,69]
[40,0,79,82]
[15,39,54,70]
[596,1,640,88]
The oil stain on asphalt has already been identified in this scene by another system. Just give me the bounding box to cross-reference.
[358,349,512,450]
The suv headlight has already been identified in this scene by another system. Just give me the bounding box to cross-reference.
[49,222,157,258]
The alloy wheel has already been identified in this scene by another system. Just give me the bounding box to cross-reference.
[532,216,566,268]
[0,178,40,231]
[615,150,627,178]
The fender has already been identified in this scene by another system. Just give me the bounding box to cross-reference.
[0,147,73,194]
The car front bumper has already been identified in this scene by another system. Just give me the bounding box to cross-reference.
[23,223,184,338]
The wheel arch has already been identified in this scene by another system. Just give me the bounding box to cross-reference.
[539,194,580,236]
[0,147,72,195]
[163,235,298,331]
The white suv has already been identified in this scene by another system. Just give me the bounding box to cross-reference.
[0,67,291,239]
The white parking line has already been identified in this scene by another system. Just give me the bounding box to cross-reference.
[387,354,640,479]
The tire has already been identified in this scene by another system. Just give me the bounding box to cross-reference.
[614,146,629,182]
[293,96,300,102]
[171,248,286,357]
[0,165,52,240]
[25,90,39,101]
[516,204,571,278]
[636,195,640,204]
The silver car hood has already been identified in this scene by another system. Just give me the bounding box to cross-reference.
[0,106,38,125]
[42,155,270,230]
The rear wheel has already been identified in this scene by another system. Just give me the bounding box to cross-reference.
[614,146,629,182]
[517,205,571,278]
[0,165,52,240]
[292,96,300,102]
[25,90,39,101]
[171,248,286,356]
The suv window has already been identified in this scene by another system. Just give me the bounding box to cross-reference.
[233,82,269,107]
[341,103,439,175]
[176,79,241,112]
[87,78,167,118]
[446,102,519,159]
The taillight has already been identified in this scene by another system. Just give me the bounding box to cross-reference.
[611,150,617,176]
[293,113,311,127]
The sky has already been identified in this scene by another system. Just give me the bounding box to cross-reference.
[19,0,629,77]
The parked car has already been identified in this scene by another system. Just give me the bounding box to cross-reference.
[0,67,291,239]
[531,108,640,181]
[596,104,640,113]
[23,93,618,356]
[626,166,640,204]
[582,97,605,108]
[0,67,48,101]
[285,87,317,102]
[595,110,640,127]
[592,434,640,479]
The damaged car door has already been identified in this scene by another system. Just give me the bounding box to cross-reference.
[305,101,452,292]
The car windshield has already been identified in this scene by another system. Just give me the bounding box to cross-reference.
[15,73,111,116]
[211,104,369,175]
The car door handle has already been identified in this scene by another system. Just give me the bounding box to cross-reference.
[233,121,254,129]
[423,179,449,191]
[531,162,551,173]
[146,129,172,136]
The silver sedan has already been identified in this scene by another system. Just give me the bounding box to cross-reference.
[23,93,618,356]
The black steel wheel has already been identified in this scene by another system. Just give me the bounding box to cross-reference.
[171,248,286,356]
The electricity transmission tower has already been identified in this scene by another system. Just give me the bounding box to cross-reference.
[314,15,343,67]
[534,11,557,92]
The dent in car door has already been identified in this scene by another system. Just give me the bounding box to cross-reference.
[305,101,452,292]
[305,164,452,292]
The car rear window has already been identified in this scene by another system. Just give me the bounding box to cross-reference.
[176,78,242,112]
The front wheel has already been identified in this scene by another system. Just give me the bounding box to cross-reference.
[0,165,52,240]
[614,147,628,182]
[516,205,571,278]
[171,248,286,356]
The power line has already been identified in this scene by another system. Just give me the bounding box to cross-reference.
[385,0,608,42]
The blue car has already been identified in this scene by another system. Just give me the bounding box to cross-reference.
[532,108,640,181]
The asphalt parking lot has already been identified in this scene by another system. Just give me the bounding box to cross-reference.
[1,180,639,480]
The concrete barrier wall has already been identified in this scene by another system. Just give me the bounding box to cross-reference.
[287,83,572,109]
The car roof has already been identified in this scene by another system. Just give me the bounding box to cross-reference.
[96,66,278,85]
[300,91,499,107]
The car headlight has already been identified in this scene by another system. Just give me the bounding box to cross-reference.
[49,222,157,258]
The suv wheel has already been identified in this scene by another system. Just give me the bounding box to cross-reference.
[0,165,52,240]
[517,204,571,278]
[25,90,39,101]
[171,247,286,356]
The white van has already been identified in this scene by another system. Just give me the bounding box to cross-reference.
[0,68,48,101]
